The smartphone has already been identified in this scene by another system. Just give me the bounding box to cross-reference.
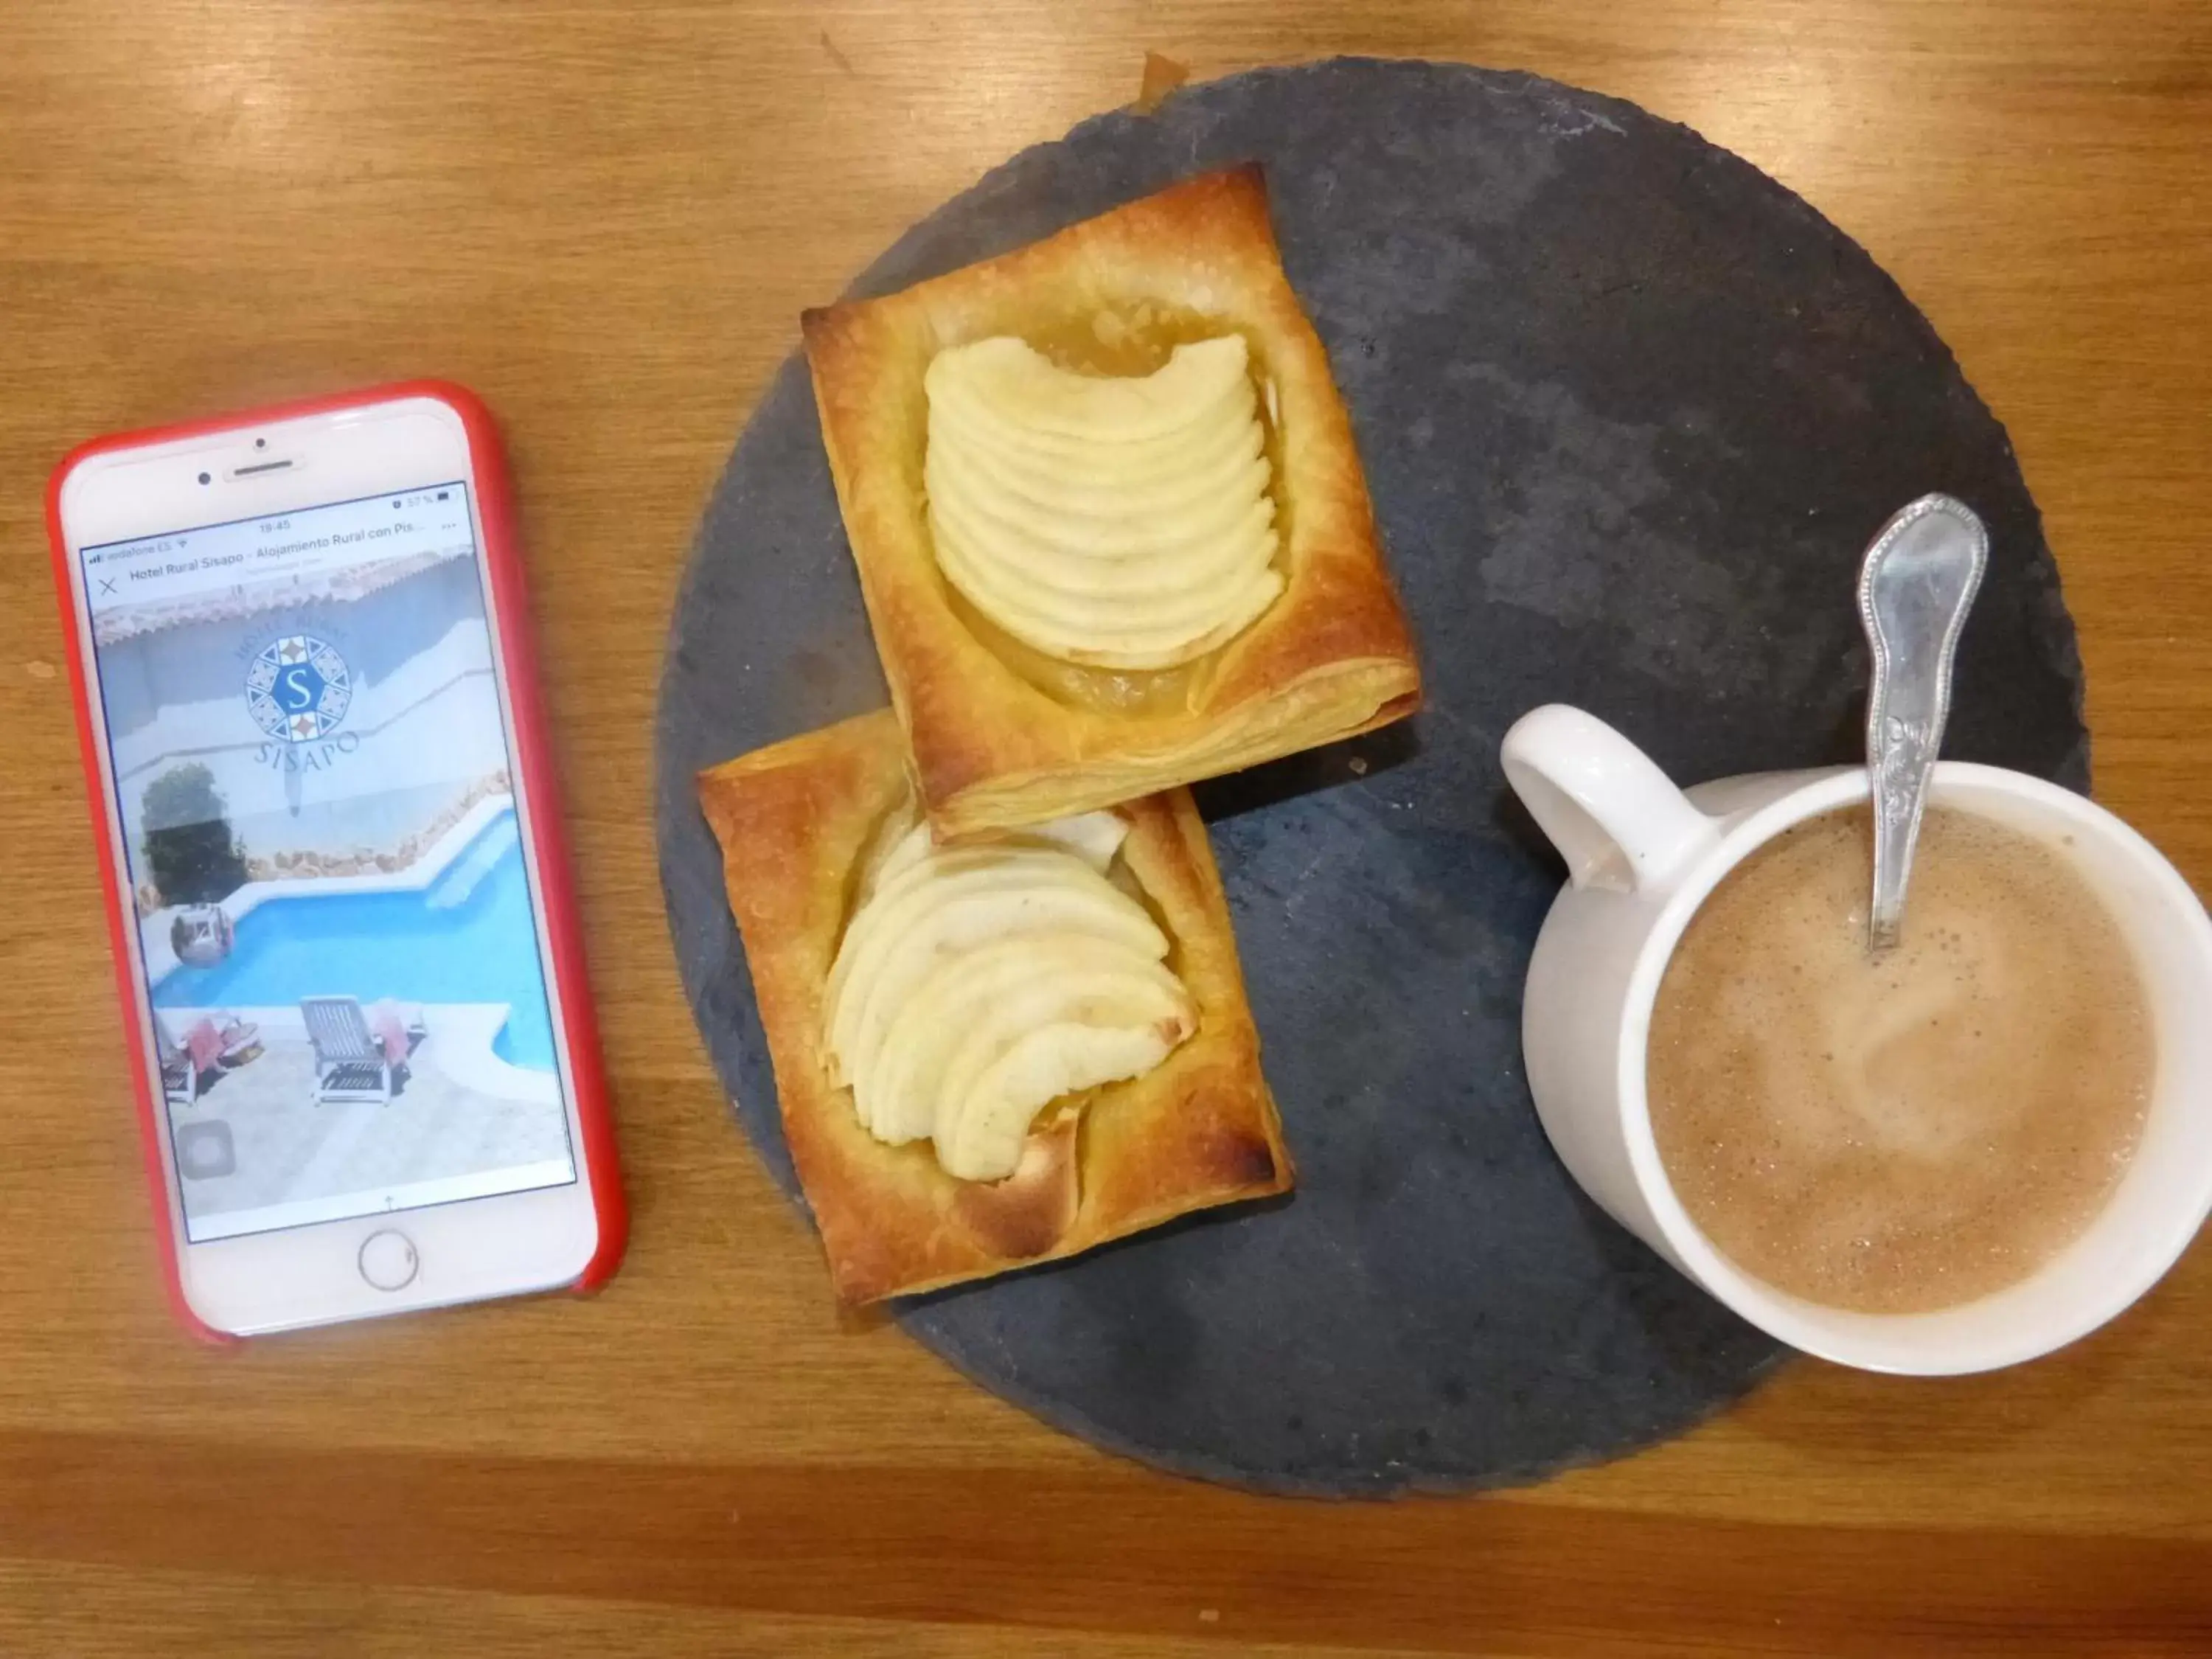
[47,382,625,1338]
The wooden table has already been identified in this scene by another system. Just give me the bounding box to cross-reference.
[4,3,2208,1653]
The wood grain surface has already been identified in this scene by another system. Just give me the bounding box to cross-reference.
[2,2,2208,1654]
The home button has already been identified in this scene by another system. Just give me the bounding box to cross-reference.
[358,1229,420,1292]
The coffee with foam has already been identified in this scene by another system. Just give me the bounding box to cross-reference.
[1648,804,2152,1315]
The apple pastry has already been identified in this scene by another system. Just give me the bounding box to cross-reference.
[803,164,1422,839]
[697,709,1291,1303]
[922,333,1282,671]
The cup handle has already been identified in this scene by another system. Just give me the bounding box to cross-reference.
[1501,705,1717,894]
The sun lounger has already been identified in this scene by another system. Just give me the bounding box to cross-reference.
[302,996,394,1107]
[154,1018,197,1110]
[215,1018,262,1068]
[366,1000,423,1066]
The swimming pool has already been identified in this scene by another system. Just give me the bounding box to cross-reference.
[153,810,557,1071]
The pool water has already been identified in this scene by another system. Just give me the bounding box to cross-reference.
[153,810,557,1071]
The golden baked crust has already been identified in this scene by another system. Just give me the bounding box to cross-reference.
[803,164,1422,838]
[697,709,1293,1304]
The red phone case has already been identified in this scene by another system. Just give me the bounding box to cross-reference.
[46,380,627,1341]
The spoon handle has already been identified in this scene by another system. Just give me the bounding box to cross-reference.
[1859,495,1988,953]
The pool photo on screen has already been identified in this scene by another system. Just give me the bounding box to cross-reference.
[86,487,577,1242]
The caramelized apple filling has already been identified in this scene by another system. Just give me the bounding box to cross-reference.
[922,333,1284,673]
[822,804,1196,1182]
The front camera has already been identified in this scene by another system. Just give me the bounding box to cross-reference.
[196,471,211,485]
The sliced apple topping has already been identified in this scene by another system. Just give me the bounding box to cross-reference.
[823,810,1197,1180]
[922,334,1284,671]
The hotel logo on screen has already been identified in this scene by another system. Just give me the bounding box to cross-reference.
[246,633,353,744]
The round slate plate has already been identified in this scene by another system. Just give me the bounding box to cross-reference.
[654,58,2087,1495]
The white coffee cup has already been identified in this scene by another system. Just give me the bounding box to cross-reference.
[1502,703,2212,1374]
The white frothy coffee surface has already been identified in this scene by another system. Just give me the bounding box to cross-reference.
[1647,804,2151,1315]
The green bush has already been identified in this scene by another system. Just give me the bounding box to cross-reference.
[142,764,248,905]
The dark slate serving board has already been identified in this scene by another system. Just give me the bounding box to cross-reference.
[653,58,2086,1495]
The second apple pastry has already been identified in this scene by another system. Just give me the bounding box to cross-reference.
[697,709,1292,1302]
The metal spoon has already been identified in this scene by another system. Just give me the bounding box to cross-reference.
[1858,493,1988,953]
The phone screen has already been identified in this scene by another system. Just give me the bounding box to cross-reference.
[80,483,579,1242]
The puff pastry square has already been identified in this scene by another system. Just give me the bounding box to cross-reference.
[803,164,1422,838]
[697,709,1292,1304]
